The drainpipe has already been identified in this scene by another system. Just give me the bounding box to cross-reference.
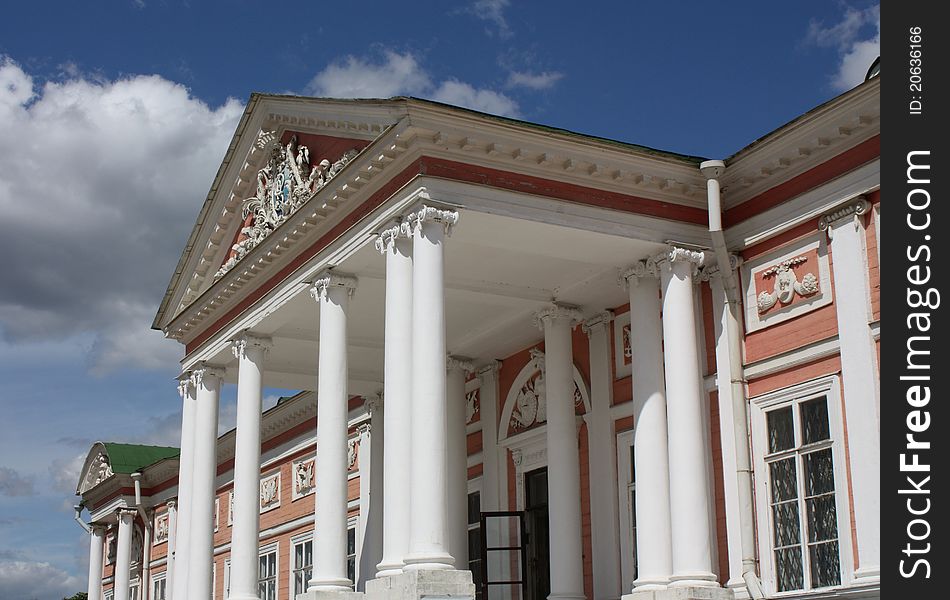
[74,503,92,533]
[131,473,152,600]
[700,160,765,599]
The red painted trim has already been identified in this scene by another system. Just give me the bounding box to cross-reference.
[185,157,708,354]
[418,157,709,224]
[724,136,879,227]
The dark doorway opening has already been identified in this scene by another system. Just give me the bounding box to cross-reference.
[524,467,550,600]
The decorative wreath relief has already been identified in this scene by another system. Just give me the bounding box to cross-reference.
[154,514,169,544]
[259,473,280,511]
[509,371,585,432]
[466,389,480,424]
[215,133,359,279]
[756,256,820,314]
[294,459,315,497]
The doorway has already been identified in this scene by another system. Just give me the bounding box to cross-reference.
[524,467,550,600]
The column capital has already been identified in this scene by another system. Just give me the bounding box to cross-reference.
[620,258,660,287]
[652,245,707,279]
[231,331,273,360]
[357,422,372,436]
[581,311,613,336]
[190,363,225,388]
[405,204,460,236]
[91,524,107,535]
[374,221,412,253]
[116,507,137,519]
[533,302,582,330]
[310,271,358,301]
[177,372,194,398]
[165,499,177,511]
[818,196,869,237]
[698,254,742,281]
[476,360,502,379]
[446,355,475,373]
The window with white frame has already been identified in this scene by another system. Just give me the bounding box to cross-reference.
[152,573,167,600]
[616,430,638,591]
[292,536,313,596]
[128,580,140,600]
[105,590,114,600]
[752,376,851,594]
[346,525,356,584]
[259,544,278,600]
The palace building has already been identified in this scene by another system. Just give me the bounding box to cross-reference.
[76,73,880,600]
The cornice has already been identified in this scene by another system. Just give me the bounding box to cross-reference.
[721,79,880,208]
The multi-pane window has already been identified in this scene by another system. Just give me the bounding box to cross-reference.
[128,583,140,600]
[467,491,483,597]
[152,576,167,600]
[258,549,278,600]
[293,538,313,596]
[764,395,841,592]
[346,526,357,583]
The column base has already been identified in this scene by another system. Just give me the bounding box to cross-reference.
[622,586,733,600]
[548,593,586,600]
[366,569,474,600]
[402,551,455,571]
[297,591,364,600]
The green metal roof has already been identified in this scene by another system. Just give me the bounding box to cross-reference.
[102,443,179,474]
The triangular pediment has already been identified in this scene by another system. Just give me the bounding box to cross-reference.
[153,95,408,333]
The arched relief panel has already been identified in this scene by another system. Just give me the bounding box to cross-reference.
[498,349,591,443]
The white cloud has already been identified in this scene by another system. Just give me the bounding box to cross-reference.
[0,57,243,374]
[305,50,519,117]
[306,50,432,99]
[48,452,85,495]
[466,0,512,38]
[0,467,35,497]
[506,70,564,90]
[807,5,880,91]
[432,80,519,116]
[0,558,83,600]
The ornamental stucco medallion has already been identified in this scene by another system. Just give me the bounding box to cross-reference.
[756,255,820,314]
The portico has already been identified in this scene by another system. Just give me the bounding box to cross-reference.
[82,85,881,600]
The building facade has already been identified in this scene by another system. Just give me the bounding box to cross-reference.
[77,76,881,600]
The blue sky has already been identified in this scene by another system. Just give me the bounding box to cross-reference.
[0,1,879,597]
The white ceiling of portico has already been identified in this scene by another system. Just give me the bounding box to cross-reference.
[205,209,662,393]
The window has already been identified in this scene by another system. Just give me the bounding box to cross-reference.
[346,526,356,584]
[467,491,483,597]
[128,582,140,600]
[752,377,852,595]
[259,547,278,600]
[616,430,638,591]
[152,574,167,600]
[293,538,313,596]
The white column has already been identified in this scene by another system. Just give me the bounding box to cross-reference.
[228,333,272,600]
[657,248,718,587]
[308,272,358,591]
[357,396,384,590]
[476,361,503,512]
[404,205,459,571]
[447,356,474,569]
[582,312,623,600]
[188,363,224,600]
[165,501,177,597]
[821,199,880,581]
[171,375,196,600]
[709,270,748,592]
[87,525,105,600]
[535,303,585,600]
[114,509,136,600]
[621,261,674,592]
[375,225,413,578]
